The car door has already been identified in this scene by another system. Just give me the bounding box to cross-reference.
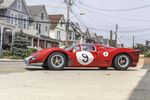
[71,44,99,67]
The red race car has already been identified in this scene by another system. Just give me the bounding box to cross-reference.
[25,44,140,70]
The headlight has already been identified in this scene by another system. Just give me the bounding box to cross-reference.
[25,52,40,61]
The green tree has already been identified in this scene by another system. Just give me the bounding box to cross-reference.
[11,31,30,58]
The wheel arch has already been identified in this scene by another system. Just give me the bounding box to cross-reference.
[43,51,70,67]
[111,52,132,66]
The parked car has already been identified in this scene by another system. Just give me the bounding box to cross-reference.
[25,44,140,70]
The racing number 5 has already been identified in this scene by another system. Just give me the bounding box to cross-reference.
[82,54,89,63]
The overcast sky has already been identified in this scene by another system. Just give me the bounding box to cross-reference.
[26,0,150,47]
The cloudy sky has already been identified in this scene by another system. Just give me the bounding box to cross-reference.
[26,0,150,47]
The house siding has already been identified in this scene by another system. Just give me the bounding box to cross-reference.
[30,8,50,36]
[3,0,30,29]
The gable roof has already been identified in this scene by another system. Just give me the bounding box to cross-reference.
[49,14,64,30]
[0,0,15,9]
[0,0,31,17]
[28,5,45,18]
[28,5,50,22]
[90,32,97,38]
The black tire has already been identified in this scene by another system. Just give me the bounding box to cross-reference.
[113,54,131,70]
[41,62,49,70]
[47,52,66,70]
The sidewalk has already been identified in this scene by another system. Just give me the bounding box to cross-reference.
[0,59,24,62]
[144,57,150,65]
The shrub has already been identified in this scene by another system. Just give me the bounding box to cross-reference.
[2,50,11,58]
[1,48,37,59]
[24,48,37,58]
[144,51,150,57]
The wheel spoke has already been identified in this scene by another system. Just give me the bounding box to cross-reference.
[118,56,129,67]
[51,54,64,68]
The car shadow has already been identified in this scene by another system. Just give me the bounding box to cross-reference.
[25,67,138,72]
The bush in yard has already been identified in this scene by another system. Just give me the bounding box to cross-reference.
[25,48,37,58]
[2,50,11,58]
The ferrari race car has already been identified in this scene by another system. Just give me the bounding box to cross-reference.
[25,44,140,70]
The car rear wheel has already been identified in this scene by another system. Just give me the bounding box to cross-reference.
[113,54,130,70]
[47,52,66,70]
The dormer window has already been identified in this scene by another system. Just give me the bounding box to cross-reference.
[41,12,44,20]
[17,0,22,11]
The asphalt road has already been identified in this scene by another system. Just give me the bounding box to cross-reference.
[0,58,149,100]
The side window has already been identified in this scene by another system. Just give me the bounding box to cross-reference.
[73,46,80,51]
[81,45,95,51]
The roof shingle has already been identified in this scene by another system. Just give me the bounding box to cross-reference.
[49,14,64,30]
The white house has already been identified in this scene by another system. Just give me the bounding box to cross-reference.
[28,5,58,48]
[0,0,31,53]
[49,14,66,48]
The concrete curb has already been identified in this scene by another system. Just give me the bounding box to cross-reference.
[0,59,24,62]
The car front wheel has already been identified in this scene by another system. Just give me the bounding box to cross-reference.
[47,52,66,70]
[113,54,131,70]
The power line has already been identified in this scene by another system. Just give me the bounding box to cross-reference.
[71,9,87,27]
[75,4,150,22]
[74,2,115,28]
[77,1,150,12]
[0,14,66,24]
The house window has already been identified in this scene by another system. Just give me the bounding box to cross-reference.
[45,26,47,32]
[56,31,61,40]
[10,13,14,25]
[17,0,22,11]
[73,33,75,40]
[15,14,18,26]
[23,18,27,29]
[36,23,38,30]
[38,24,41,34]
[41,12,44,20]
[68,33,72,40]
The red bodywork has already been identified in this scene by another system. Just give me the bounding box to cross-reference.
[27,44,140,68]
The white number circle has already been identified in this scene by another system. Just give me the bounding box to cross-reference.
[103,52,109,57]
[76,51,94,65]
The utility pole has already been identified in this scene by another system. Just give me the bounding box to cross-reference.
[109,30,113,46]
[65,0,72,47]
[114,24,118,47]
[132,36,135,48]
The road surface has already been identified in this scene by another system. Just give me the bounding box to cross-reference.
[0,58,149,100]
